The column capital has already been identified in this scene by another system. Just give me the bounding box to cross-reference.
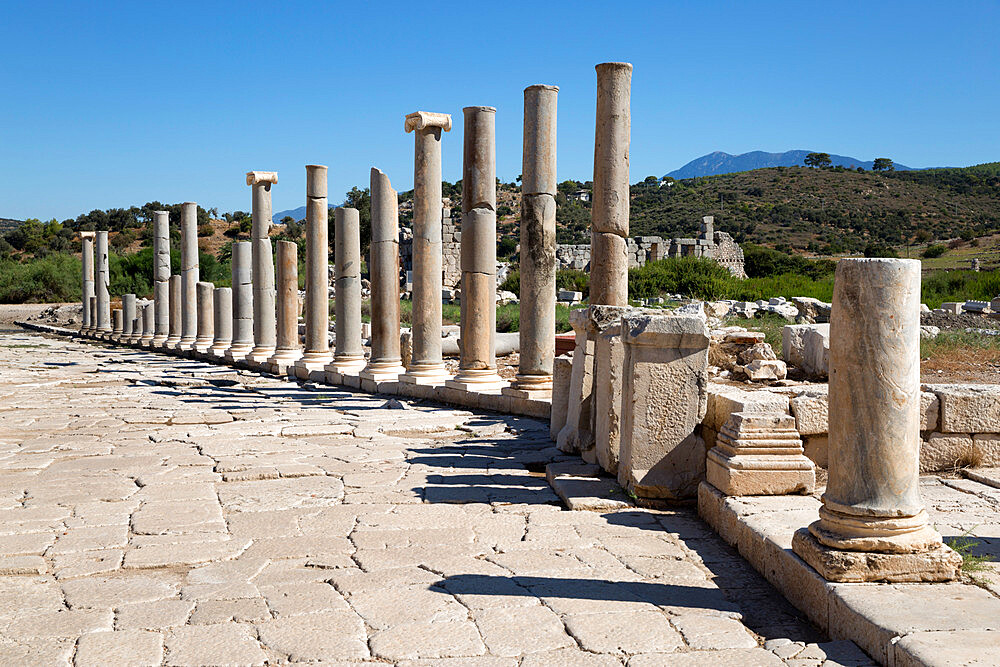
[246,171,278,186]
[405,111,452,133]
[79,231,96,240]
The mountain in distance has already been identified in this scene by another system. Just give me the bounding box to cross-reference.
[271,205,307,223]
[666,150,915,180]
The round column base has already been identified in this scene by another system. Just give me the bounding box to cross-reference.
[502,373,553,399]
[399,362,451,386]
[446,368,508,393]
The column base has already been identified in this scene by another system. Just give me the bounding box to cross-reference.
[502,375,553,399]
[163,337,182,350]
[324,356,367,385]
[208,342,232,358]
[224,344,254,363]
[292,352,334,380]
[792,526,962,583]
[177,337,197,352]
[446,369,508,393]
[245,346,276,364]
[193,337,215,354]
[151,335,168,347]
[706,451,815,496]
[398,363,451,386]
[265,349,303,376]
[140,336,154,346]
[359,361,407,383]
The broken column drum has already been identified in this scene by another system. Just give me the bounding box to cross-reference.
[361,168,406,382]
[111,309,123,340]
[80,232,95,333]
[178,202,200,350]
[588,305,633,472]
[194,282,215,353]
[140,302,154,345]
[589,62,632,307]
[88,297,97,337]
[293,165,334,379]
[506,84,558,398]
[210,287,233,357]
[165,275,182,348]
[246,172,278,363]
[556,308,595,453]
[95,231,111,334]
[152,210,171,346]
[792,258,961,582]
[448,106,505,392]
[225,241,254,361]
[266,240,302,373]
[121,294,136,343]
[325,207,366,377]
[399,111,452,385]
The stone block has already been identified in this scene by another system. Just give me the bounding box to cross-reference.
[939,301,963,314]
[549,354,573,441]
[972,433,1000,466]
[789,391,827,435]
[592,323,626,474]
[706,412,814,496]
[803,435,828,468]
[705,385,790,432]
[930,384,1000,433]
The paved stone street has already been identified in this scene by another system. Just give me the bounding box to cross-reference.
[0,332,876,666]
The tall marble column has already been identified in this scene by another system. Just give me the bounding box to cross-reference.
[505,84,558,398]
[95,231,111,334]
[324,207,366,380]
[140,303,154,346]
[793,258,961,582]
[399,111,452,385]
[225,241,254,362]
[177,202,200,350]
[589,62,632,307]
[80,232,95,333]
[246,171,278,364]
[360,168,406,382]
[266,240,302,374]
[152,210,171,346]
[194,282,215,354]
[293,165,333,379]
[448,106,505,392]
[165,275,182,348]
[121,294,136,344]
[210,287,233,357]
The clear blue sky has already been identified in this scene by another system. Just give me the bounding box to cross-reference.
[2,1,998,222]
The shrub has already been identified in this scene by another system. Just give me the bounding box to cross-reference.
[863,243,899,258]
[0,254,81,303]
[198,223,214,237]
[628,257,733,300]
[499,268,519,296]
[497,237,517,258]
[556,269,589,297]
[922,244,947,258]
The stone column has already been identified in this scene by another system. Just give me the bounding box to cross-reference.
[178,202,199,350]
[266,240,302,374]
[165,275,182,348]
[121,294,136,344]
[589,305,633,472]
[194,282,215,354]
[152,210,171,346]
[361,168,406,383]
[95,231,111,334]
[210,287,233,357]
[111,309,123,340]
[293,165,334,380]
[617,313,709,499]
[88,297,97,338]
[549,353,573,441]
[246,171,278,364]
[140,302,154,346]
[324,207,366,380]
[556,309,594,453]
[399,111,452,385]
[792,258,961,582]
[447,106,505,392]
[80,232,95,333]
[225,241,254,361]
[505,85,558,398]
[589,62,632,307]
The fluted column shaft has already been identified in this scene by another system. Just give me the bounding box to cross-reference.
[294,165,333,379]
[194,282,215,352]
[328,207,365,375]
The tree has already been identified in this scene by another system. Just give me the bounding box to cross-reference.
[873,158,894,172]
[804,152,832,168]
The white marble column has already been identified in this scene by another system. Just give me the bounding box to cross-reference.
[152,210,171,346]
[80,232,95,334]
[266,240,303,374]
[293,165,333,380]
[88,297,97,338]
[121,294,136,344]
[95,231,111,335]
[194,282,215,354]
[210,287,233,357]
[325,207,366,380]
[177,202,200,351]
[360,168,406,382]
[225,241,254,362]
[165,275,182,348]
[399,111,452,385]
[246,171,278,364]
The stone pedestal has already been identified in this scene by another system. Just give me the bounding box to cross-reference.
[324,207,367,381]
[165,275,183,349]
[140,303,154,346]
[121,294,136,344]
[448,106,505,393]
[589,62,631,307]
[210,287,233,357]
[246,172,278,364]
[193,282,215,354]
[549,353,573,441]
[177,202,199,351]
[293,165,334,380]
[556,309,594,453]
[361,168,406,382]
[225,241,254,362]
[80,232,95,333]
[792,258,961,582]
[618,313,710,499]
[706,412,814,495]
[152,210,171,346]
[399,111,452,386]
[266,240,302,374]
[95,231,111,334]
[506,84,558,399]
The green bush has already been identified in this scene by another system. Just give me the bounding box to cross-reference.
[742,244,835,279]
[499,268,519,295]
[628,257,733,300]
[922,244,947,258]
[556,269,589,298]
[0,254,81,303]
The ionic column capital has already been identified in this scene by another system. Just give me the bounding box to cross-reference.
[405,111,452,133]
[246,171,278,186]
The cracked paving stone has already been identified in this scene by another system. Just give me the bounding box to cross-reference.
[75,629,164,667]
[164,624,266,666]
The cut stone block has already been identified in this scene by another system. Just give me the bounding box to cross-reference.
[706,412,814,496]
[931,384,1000,433]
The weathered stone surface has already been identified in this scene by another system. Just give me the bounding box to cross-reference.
[548,353,572,441]
[556,310,593,453]
[256,611,368,661]
[75,630,163,666]
[932,384,1000,433]
[706,412,814,496]
[164,624,265,666]
[922,432,975,472]
[363,167,405,382]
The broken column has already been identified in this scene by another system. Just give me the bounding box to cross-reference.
[589,305,632,472]
[505,84,558,399]
[293,165,333,379]
[120,294,136,344]
[617,313,710,499]
[88,297,97,338]
[165,275,182,349]
[556,309,594,453]
[152,210,171,346]
[399,111,452,385]
[178,202,200,351]
[792,258,961,582]
[706,412,814,495]
[111,309,123,340]
[194,282,215,354]
[225,241,254,362]
[266,240,302,374]
[324,207,366,380]
[80,232,95,334]
[140,303,154,346]
[360,168,406,382]
[95,231,111,335]
[448,106,505,392]
[589,62,632,307]
[246,171,278,364]
[549,354,574,441]
[210,287,233,357]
